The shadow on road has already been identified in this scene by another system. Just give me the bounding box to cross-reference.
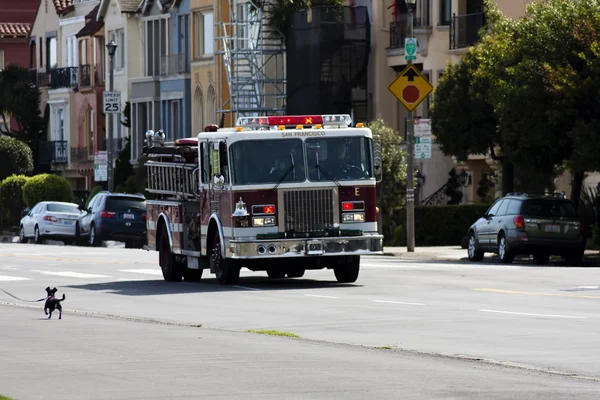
[65,276,362,296]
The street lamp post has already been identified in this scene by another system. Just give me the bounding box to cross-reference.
[106,40,118,192]
[406,0,417,252]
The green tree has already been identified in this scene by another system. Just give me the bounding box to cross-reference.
[114,136,134,190]
[0,174,30,227]
[22,173,73,208]
[368,118,408,215]
[0,135,34,182]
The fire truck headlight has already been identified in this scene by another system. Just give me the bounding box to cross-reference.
[253,216,275,226]
[342,213,365,223]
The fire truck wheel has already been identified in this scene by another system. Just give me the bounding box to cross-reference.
[333,256,360,283]
[266,268,286,279]
[211,234,240,285]
[159,228,184,282]
[183,268,203,282]
[286,267,305,278]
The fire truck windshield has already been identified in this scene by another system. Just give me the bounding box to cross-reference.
[229,139,306,185]
[306,137,373,182]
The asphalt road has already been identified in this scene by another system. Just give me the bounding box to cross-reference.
[1,243,600,399]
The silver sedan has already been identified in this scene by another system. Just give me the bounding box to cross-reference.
[19,201,84,244]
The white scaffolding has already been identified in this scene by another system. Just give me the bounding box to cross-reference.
[215,0,286,124]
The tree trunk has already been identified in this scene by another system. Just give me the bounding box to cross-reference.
[502,161,514,195]
[570,171,584,211]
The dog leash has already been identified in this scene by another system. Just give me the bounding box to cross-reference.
[0,288,48,303]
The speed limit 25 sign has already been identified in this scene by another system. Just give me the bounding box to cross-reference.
[103,91,122,114]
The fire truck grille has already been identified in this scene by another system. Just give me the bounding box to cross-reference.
[283,189,335,232]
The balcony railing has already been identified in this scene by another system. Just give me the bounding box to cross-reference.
[160,53,189,76]
[71,146,93,164]
[450,12,485,50]
[80,64,91,87]
[50,67,78,89]
[39,141,68,164]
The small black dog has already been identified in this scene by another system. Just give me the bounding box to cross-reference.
[44,287,65,320]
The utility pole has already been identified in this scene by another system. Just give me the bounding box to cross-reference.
[406,0,416,252]
[106,40,118,192]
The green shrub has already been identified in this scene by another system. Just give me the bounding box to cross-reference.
[0,136,33,182]
[22,174,73,208]
[386,204,491,246]
[86,185,104,208]
[0,174,30,227]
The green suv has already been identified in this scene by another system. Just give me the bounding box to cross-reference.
[467,193,586,265]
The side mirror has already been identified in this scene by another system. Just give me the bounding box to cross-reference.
[21,208,29,218]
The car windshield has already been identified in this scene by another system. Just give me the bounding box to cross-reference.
[521,199,578,218]
[106,197,146,211]
[229,139,306,185]
[46,203,80,214]
[305,136,374,181]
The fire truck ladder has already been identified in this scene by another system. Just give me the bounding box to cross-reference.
[216,0,286,122]
[145,161,199,200]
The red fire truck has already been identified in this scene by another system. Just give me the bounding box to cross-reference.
[143,114,383,285]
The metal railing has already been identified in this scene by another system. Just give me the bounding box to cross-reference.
[70,146,93,164]
[449,12,485,50]
[160,53,189,76]
[39,141,68,164]
[145,161,199,199]
[50,67,78,89]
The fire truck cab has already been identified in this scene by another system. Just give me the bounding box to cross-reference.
[143,114,383,285]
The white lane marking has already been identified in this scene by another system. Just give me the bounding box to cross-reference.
[305,294,340,299]
[480,309,587,319]
[0,275,30,281]
[373,300,425,306]
[120,269,163,276]
[1,266,17,270]
[30,270,112,279]
[232,285,260,291]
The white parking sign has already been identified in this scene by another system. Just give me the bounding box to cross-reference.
[103,91,121,114]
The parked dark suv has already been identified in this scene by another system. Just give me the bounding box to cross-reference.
[76,191,147,248]
[467,193,586,265]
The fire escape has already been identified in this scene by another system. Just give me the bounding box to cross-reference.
[215,0,286,122]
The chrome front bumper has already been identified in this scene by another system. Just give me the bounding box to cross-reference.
[227,234,384,259]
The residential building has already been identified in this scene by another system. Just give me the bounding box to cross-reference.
[372,0,533,204]
[129,0,192,159]
[190,0,216,134]
[0,0,38,132]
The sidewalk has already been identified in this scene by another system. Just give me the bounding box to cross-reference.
[382,246,467,261]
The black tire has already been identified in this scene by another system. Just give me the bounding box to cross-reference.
[286,267,305,278]
[34,225,42,244]
[467,232,484,262]
[333,256,360,283]
[210,234,240,285]
[497,233,514,264]
[19,225,26,243]
[266,268,286,279]
[89,224,99,247]
[158,225,184,282]
[183,268,203,282]
[532,253,550,265]
[565,249,584,266]
[74,223,84,246]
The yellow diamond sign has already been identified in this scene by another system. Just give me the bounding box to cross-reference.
[388,65,434,112]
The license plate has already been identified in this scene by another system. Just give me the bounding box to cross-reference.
[62,220,74,225]
[545,224,560,233]
[306,240,324,255]
[123,213,135,220]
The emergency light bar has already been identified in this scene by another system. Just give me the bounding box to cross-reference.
[235,114,353,128]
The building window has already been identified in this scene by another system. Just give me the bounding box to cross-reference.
[439,0,451,26]
[0,50,4,71]
[193,10,213,59]
[47,37,57,69]
[145,18,169,76]
[88,107,95,156]
[206,84,216,125]
[171,100,180,139]
[109,29,125,72]
[66,35,78,67]
[58,108,65,141]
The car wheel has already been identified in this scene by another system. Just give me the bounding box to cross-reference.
[566,249,584,266]
[467,232,484,262]
[497,233,514,264]
[19,225,26,243]
[34,225,42,244]
[89,225,98,247]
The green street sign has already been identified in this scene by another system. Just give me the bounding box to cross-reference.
[405,38,417,61]
[414,137,420,144]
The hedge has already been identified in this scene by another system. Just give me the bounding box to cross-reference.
[0,136,34,182]
[22,173,73,208]
[385,204,491,246]
[0,174,30,227]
